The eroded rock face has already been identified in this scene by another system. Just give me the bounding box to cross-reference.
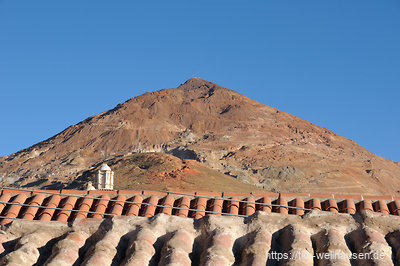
[259,166,305,181]
[0,78,399,195]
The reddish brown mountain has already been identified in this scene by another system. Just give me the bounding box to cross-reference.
[0,78,399,195]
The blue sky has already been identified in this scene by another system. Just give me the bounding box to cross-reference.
[1,1,399,162]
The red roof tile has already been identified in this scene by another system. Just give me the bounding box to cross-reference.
[160,195,175,215]
[1,194,27,225]
[143,196,158,217]
[211,197,223,216]
[256,197,272,213]
[373,200,390,214]
[305,198,321,211]
[289,198,305,215]
[358,200,374,212]
[274,198,288,214]
[125,195,143,216]
[55,196,78,222]
[338,199,357,214]
[22,194,45,220]
[175,196,190,217]
[322,199,339,213]
[38,194,61,221]
[389,200,400,215]
[193,197,207,219]
[0,194,11,214]
[109,195,126,216]
[244,197,256,216]
[75,196,93,219]
[91,195,110,219]
[228,197,240,215]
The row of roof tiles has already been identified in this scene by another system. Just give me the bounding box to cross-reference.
[0,188,400,224]
[3,188,400,200]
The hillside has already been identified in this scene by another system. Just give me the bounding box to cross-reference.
[0,78,399,195]
[67,153,264,193]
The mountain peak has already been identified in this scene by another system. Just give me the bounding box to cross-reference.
[179,77,215,90]
[184,77,209,83]
[1,79,400,195]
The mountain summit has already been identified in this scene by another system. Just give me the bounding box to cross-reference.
[1,78,399,195]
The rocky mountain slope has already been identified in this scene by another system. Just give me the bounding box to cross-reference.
[1,78,399,195]
[67,153,264,193]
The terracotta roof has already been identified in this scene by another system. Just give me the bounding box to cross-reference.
[1,188,400,265]
[0,188,400,225]
[1,209,400,265]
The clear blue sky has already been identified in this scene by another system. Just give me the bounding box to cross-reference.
[1,1,399,162]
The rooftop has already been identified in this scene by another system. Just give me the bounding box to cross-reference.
[1,188,400,265]
[0,188,399,225]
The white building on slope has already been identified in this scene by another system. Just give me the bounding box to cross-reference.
[95,163,114,190]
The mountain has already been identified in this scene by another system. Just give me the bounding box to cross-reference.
[1,78,399,195]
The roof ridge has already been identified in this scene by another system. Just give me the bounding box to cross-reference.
[2,187,399,200]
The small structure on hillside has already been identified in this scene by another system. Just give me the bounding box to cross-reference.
[95,163,114,190]
[86,181,95,191]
